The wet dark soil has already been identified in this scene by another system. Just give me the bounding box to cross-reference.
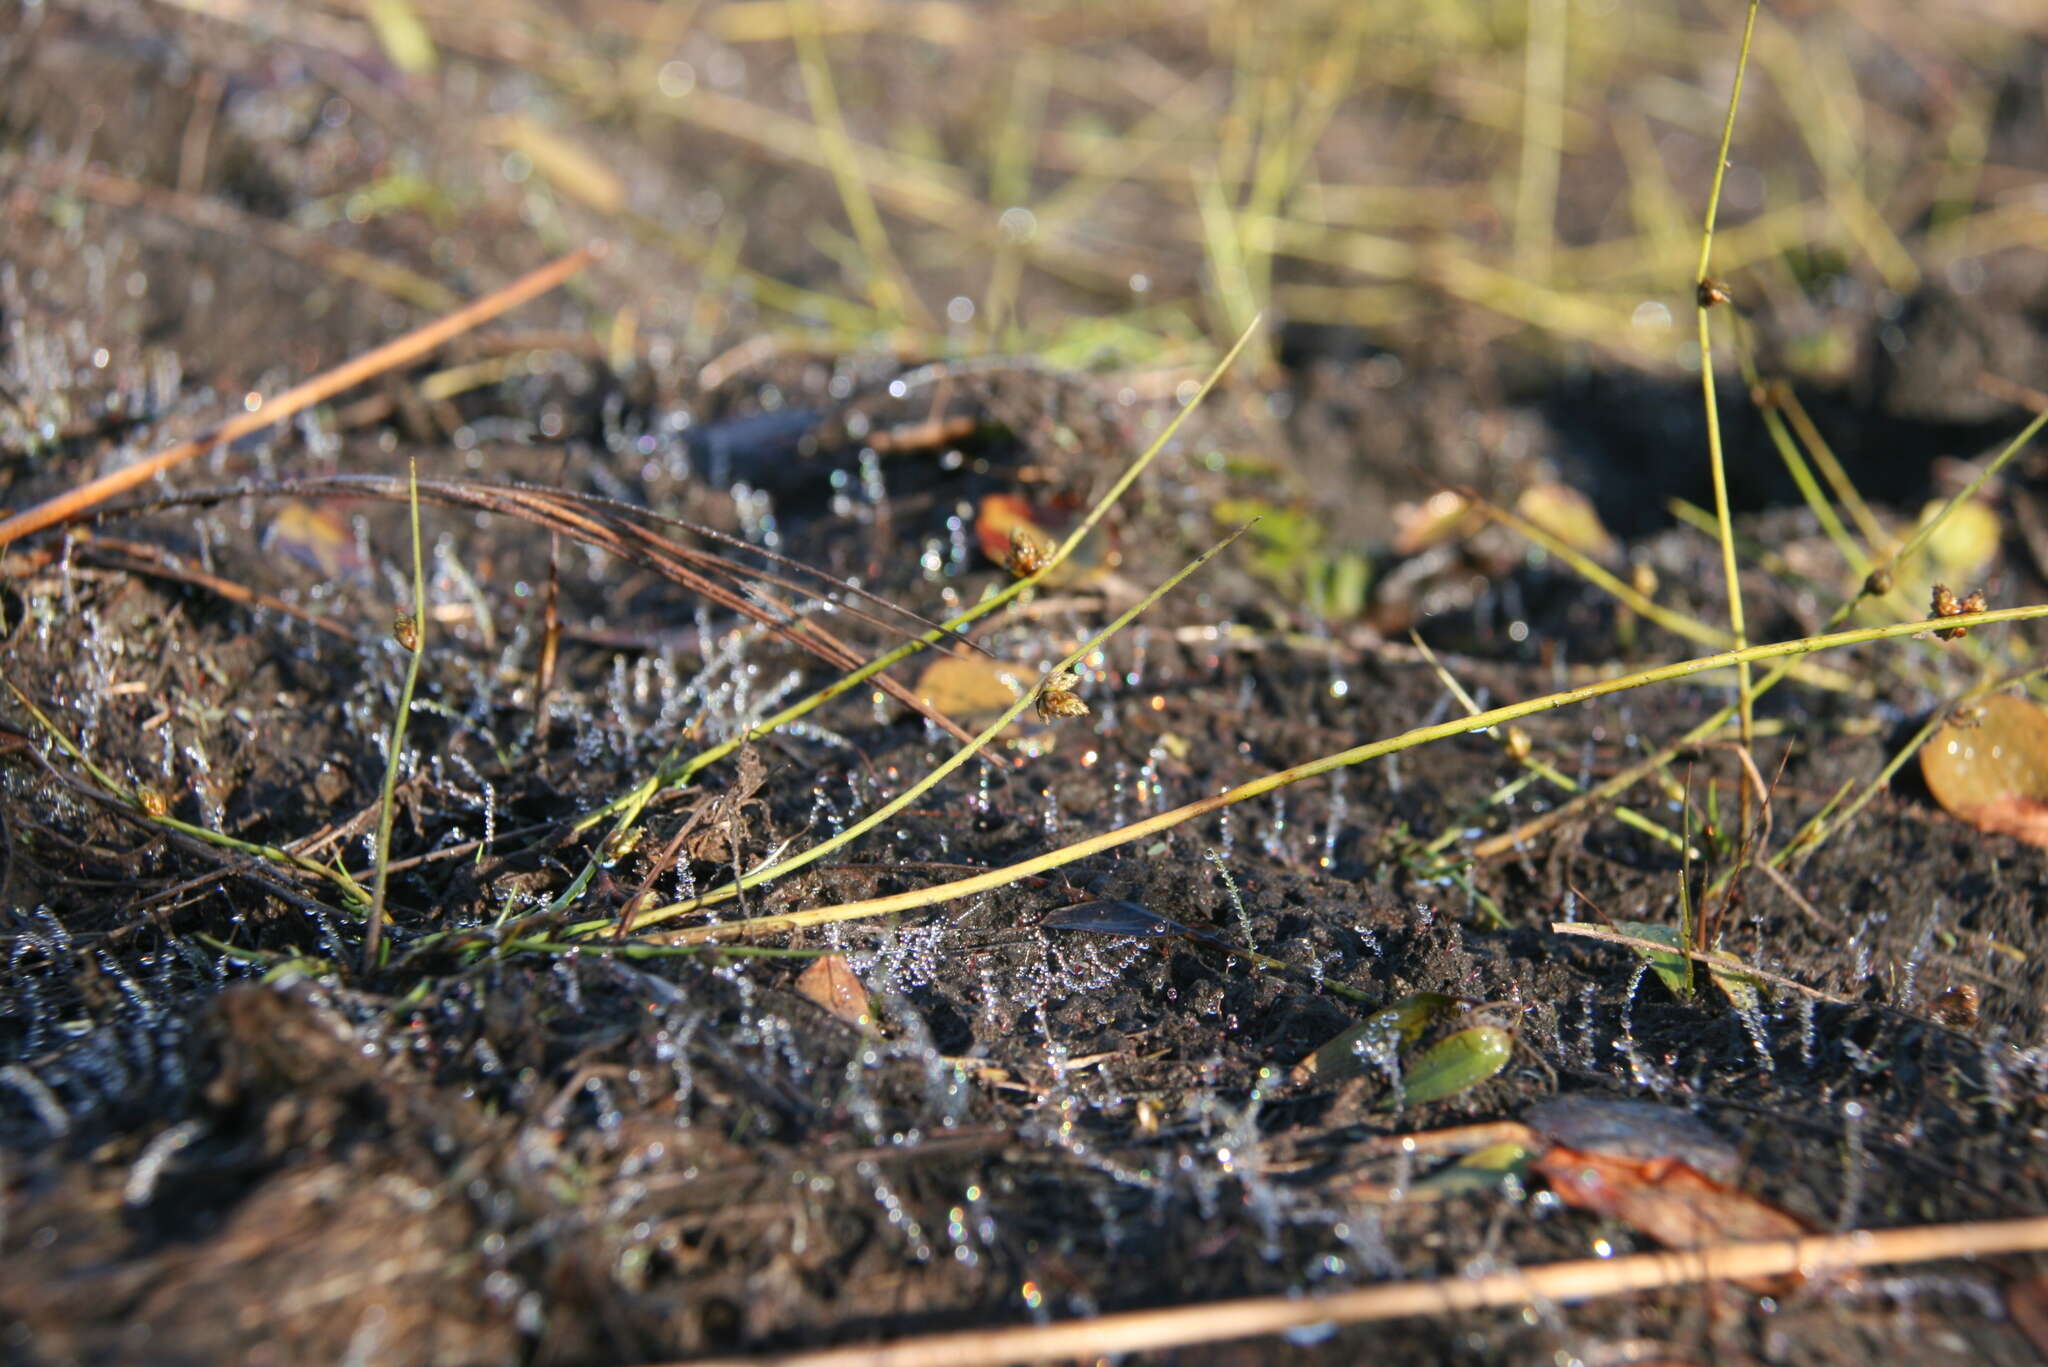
[6,4,2048,1365]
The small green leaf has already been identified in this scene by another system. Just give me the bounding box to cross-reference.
[1308,551,1372,619]
[1380,1024,1512,1109]
[1615,919,1693,1001]
[366,0,438,76]
[1412,1140,1537,1200]
[1706,953,1764,1012]
[1295,992,1457,1083]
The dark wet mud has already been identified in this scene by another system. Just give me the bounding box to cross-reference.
[6,4,2048,1365]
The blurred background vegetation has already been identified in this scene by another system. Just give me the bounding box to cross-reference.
[9,1,2044,356]
[5,0,2046,556]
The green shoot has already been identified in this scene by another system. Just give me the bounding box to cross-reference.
[609,520,1256,936]
[646,599,2048,944]
[365,460,427,972]
[1695,0,1763,749]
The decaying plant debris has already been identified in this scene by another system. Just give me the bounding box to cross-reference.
[7,2,2048,1364]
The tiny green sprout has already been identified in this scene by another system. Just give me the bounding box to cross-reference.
[1379,1023,1513,1110]
[602,825,645,865]
[1295,992,1459,1084]
[1616,919,1694,1001]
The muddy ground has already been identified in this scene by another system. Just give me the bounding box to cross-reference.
[5,3,2048,1365]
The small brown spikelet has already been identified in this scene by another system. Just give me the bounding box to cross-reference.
[1035,667,1089,723]
[1005,526,1052,578]
[1696,277,1733,309]
[1929,983,1980,1030]
[135,786,171,819]
[393,612,420,652]
[1930,583,1986,641]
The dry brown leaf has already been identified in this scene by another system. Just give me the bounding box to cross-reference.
[1532,1145,1815,1295]
[795,955,870,1028]
[1958,796,2048,847]
[1515,482,1616,560]
[265,500,372,585]
[1391,490,1478,556]
[972,494,1104,586]
[1921,695,2048,847]
[912,656,1027,723]
[2008,1274,2048,1359]
[1523,1096,1740,1185]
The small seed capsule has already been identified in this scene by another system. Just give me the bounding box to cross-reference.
[1005,526,1052,578]
[1503,726,1533,762]
[1930,583,1986,641]
[1928,983,1979,1029]
[1035,667,1090,722]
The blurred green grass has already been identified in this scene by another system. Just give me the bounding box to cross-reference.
[16,0,2046,386]
[298,0,2044,375]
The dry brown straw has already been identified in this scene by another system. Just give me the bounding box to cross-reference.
[682,1216,2048,1367]
[0,245,600,547]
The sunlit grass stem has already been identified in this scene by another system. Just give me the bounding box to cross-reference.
[365,461,426,971]
[612,521,1254,936]
[644,600,2048,943]
[1695,0,1764,750]
[1,680,368,904]
[546,318,1262,914]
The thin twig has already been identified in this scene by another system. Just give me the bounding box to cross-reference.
[1548,922,1848,1003]
[0,246,598,547]
[676,1216,2048,1367]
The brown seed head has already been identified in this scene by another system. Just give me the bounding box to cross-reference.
[1931,583,1985,641]
[1005,526,1051,578]
[1928,983,1980,1029]
[1035,667,1090,722]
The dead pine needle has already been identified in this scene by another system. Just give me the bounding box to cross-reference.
[679,1216,2048,1367]
[1547,921,1848,1004]
[0,245,599,548]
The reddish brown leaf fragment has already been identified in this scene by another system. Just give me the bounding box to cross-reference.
[1958,796,2048,848]
[2008,1275,2048,1360]
[1920,694,2048,848]
[796,955,871,1028]
[1532,1145,1815,1295]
